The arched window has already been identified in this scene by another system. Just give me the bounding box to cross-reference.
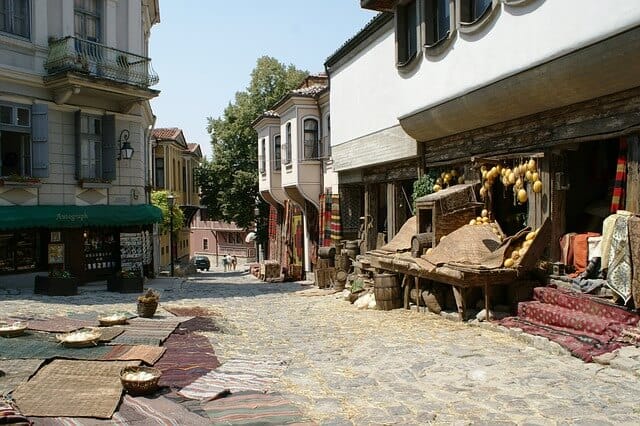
[396,0,419,66]
[424,0,451,47]
[460,0,492,25]
[285,123,292,165]
[273,134,281,170]
[259,138,266,174]
[303,118,318,160]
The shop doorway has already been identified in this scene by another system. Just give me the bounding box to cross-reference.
[564,139,619,234]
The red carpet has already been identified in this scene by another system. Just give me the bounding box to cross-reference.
[500,287,639,362]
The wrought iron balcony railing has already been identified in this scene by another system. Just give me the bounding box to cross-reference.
[45,36,159,88]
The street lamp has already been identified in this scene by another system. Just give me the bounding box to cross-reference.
[167,194,175,277]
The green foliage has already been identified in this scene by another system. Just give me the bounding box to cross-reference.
[197,56,308,235]
[412,172,437,208]
[151,190,185,234]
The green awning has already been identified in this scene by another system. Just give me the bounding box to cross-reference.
[0,204,163,230]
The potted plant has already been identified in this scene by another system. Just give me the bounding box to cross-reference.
[34,269,78,296]
[137,288,159,318]
[107,269,143,293]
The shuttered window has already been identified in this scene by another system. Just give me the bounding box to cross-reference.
[0,102,44,178]
[0,0,30,39]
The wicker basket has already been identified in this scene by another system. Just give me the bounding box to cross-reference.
[98,315,128,326]
[56,330,101,348]
[136,301,158,318]
[120,366,162,396]
[0,323,27,338]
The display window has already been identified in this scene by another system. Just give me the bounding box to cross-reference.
[83,229,117,271]
[0,231,39,274]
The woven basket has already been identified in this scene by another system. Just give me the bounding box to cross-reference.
[120,366,162,396]
[98,316,128,326]
[56,330,101,348]
[0,324,27,338]
[136,301,158,318]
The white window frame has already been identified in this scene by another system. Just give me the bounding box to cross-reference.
[0,102,31,177]
[396,0,420,68]
[79,114,102,179]
[302,117,319,161]
[284,122,292,166]
[273,134,281,170]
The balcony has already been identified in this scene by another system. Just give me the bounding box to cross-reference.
[44,37,160,109]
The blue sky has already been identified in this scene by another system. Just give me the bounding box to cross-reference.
[149,1,377,159]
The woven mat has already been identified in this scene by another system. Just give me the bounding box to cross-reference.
[95,327,125,342]
[179,371,278,400]
[174,317,220,334]
[67,311,136,322]
[102,345,166,365]
[27,317,96,333]
[203,391,315,425]
[0,359,44,396]
[379,216,416,253]
[109,317,189,346]
[163,306,221,317]
[0,331,111,361]
[155,333,220,389]
[29,394,210,425]
[12,359,138,418]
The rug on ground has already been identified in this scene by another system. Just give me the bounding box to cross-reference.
[155,332,220,388]
[202,391,315,425]
[0,359,44,396]
[12,359,138,418]
[500,286,640,361]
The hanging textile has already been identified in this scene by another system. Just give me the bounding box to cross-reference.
[606,213,632,303]
[628,216,640,308]
[611,137,628,213]
[330,193,342,244]
[318,191,332,247]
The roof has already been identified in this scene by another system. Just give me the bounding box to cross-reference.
[263,110,279,118]
[291,84,328,97]
[325,12,393,69]
[152,127,181,140]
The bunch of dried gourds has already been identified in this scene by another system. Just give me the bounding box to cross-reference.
[432,168,465,192]
[479,158,543,204]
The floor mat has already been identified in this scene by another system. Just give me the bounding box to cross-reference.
[12,359,138,418]
[102,345,166,365]
[0,331,111,361]
[163,306,220,317]
[174,317,220,334]
[0,359,44,396]
[109,317,189,346]
[155,333,219,389]
[26,317,96,333]
[202,391,315,425]
[179,371,278,400]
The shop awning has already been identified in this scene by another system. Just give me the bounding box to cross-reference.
[0,204,163,230]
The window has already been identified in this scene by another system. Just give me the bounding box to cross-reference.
[0,0,30,38]
[0,231,38,274]
[321,114,330,158]
[396,0,419,66]
[0,103,31,177]
[259,138,266,174]
[78,115,102,179]
[203,238,208,250]
[425,0,451,47]
[273,135,281,170]
[284,122,292,165]
[74,0,101,42]
[155,157,164,187]
[460,0,492,24]
[303,118,318,160]
[182,164,186,193]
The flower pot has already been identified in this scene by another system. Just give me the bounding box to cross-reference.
[34,276,78,296]
[108,276,143,293]
[137,301,158,318]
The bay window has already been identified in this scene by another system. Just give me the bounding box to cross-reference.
[303,118,318,160]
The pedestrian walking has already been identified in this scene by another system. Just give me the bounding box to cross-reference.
[223,254,232,272]
[231,255,237,271]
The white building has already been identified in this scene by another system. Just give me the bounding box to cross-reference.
[327,0,640,256]
[0,0,161,286]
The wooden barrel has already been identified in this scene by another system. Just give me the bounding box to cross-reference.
[345,240,359,258]
[334,270,348,291]
[374,273,403,311]
[411,233,432,258]
[318,246,336,259]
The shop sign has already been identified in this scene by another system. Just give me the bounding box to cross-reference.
[55,212,89,224]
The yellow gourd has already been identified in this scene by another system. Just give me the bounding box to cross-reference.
[504,258,515,268]
[525,232,536,241]
[533,180,543,193]
[527,159,537,172]
[433,184,441,192]
[517,189,528,204]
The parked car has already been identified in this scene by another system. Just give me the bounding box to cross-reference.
[191,255,210,271]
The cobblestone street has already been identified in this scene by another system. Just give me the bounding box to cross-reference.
[2,269,640,425]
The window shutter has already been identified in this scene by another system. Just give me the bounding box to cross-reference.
[101,114,116,181]
[74,110,82,179]
[31,103,49,178]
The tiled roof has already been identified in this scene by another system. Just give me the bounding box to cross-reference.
[187,143,199,152]
[291,84,328,97]
[152,127,181,140]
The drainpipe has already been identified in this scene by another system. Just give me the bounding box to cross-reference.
[145,114,157,203]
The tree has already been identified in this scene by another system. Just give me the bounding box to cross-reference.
[151,190,185,234]
[196,56,308,237]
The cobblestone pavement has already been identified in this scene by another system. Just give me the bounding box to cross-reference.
[2,269,640,425]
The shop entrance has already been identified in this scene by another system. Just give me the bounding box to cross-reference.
[564,139,619,234]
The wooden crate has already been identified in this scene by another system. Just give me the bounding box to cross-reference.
[415,184,482,247]
[259,261,280,280]
[288,264,303,281]
[315,267,336,289]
